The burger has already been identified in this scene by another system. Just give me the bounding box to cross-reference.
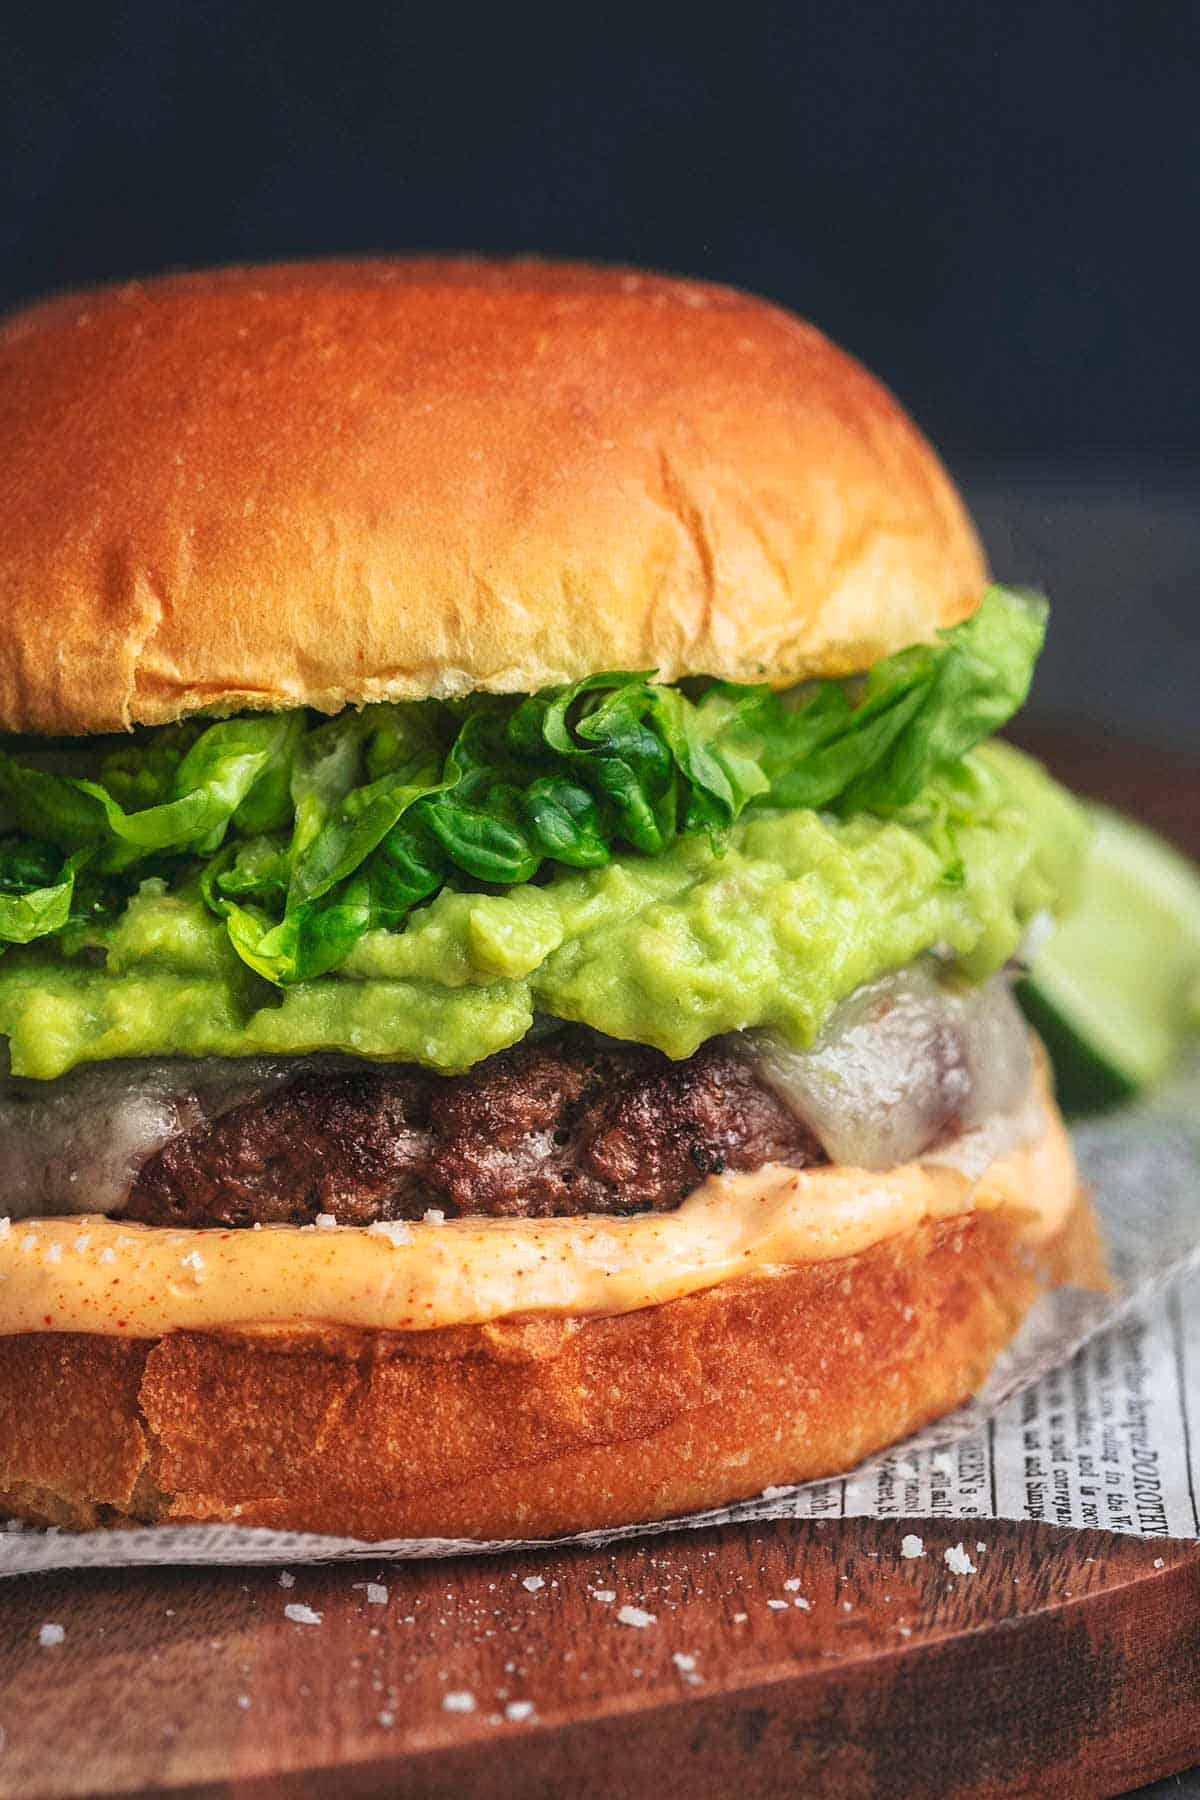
[0,258,1102,1539]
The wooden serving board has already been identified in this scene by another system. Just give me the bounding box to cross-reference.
[0,1520,1197,1798]
[0,733,1197,1800]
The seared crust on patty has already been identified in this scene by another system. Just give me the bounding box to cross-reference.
[0,1191,1106,1539]
[124,1031,823,1228]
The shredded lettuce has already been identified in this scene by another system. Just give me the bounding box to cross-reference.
[0,585,1045,983]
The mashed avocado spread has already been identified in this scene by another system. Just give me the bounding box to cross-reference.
[0,588,1086,1077]
[0,743,1085,1078]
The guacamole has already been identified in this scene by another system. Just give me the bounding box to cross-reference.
[0,743,1086,1078]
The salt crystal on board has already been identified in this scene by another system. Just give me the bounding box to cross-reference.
[616,1605,655,1628]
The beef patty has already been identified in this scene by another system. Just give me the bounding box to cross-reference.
[123,1031,824,1228]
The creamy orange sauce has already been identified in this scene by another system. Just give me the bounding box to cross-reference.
[0,1067,1075,1339]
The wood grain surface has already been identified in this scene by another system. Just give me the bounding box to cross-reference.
[0,1517,1198,1800]
[0,732,1196,1800]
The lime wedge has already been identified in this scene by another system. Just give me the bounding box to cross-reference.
[1019,803,1200,1113]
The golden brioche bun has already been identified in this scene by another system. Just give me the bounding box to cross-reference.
[0,257,985,736]
[0,1186,1104,1541]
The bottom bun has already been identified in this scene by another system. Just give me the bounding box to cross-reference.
[0,1189,1105,1540]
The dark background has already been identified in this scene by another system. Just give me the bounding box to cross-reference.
[2,2,1197,746]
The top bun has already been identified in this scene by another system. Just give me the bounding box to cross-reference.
[0,258,985,737]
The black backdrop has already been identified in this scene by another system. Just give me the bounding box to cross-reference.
[3,2,1197,741]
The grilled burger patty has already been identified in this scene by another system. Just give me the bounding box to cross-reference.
[122,1031,824,1228]
[0,964,1032,1229]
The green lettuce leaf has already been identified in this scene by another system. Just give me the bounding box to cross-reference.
[844,587,1047,809]
[0,714,300,869]
[0,839,90,947]
[0,584,1045,980]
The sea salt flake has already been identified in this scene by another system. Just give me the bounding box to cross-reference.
[314,1213,338,1231]
[1153,1557,1165,1569]
[422,1208,447,1225]
[284,1604,322,1625]
[38,1623,65,1647]
[900,1534,925,1559]
[616,1605,655,1629]
[793,1597,811,1611]
[766,1599,788,1611]
[944,1543,977,1576]
[672,1652,697,1672]
[504,1700,534,1722]
[366,1583,388,1605]
[377,1710,395,1728]
[278,1571,295,1588]
[590,1589,615,1603]
[73,1234,90,1252]
[0,1218,9,1239]
[99,1247,116,1264]
[521,1576,545,1592]
[44,1244,62,1264]
[237,1696,251,1711]
[783,1577,801,1591]
[368,1220,413,1247]
[443,1691,476,1713]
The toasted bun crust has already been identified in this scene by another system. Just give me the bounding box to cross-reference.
[0,1190,1103,1540]
[0,258,985,736]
